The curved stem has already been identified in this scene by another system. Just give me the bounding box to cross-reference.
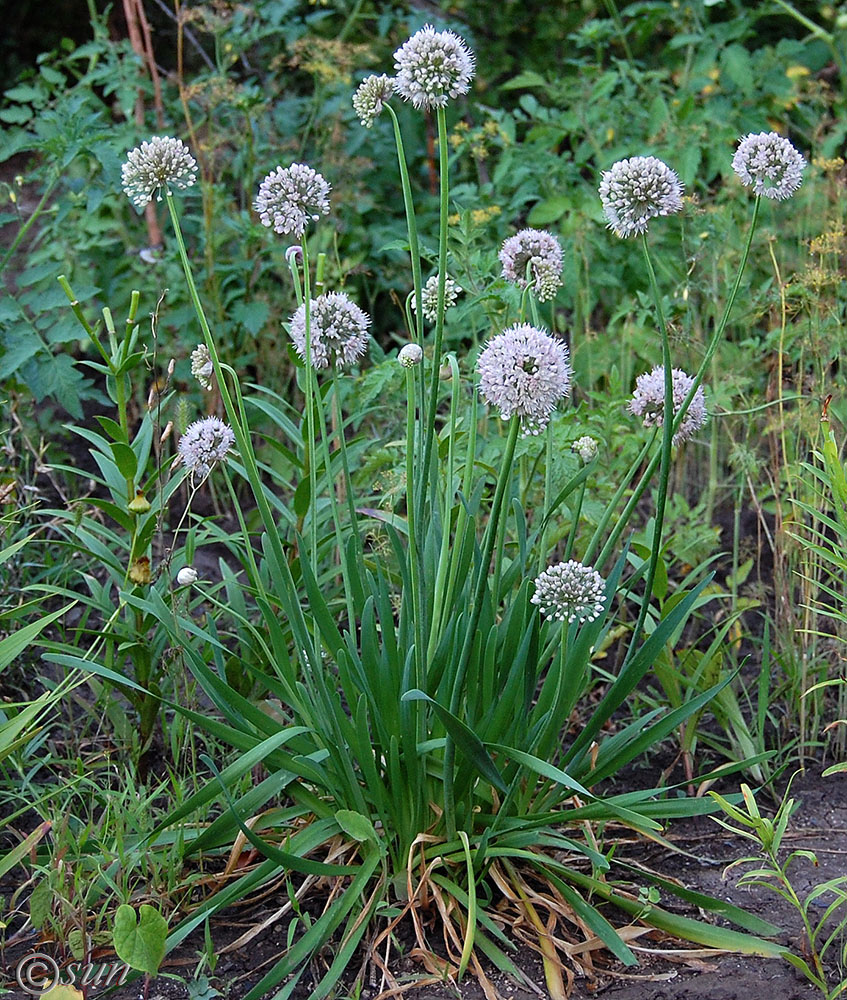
[0,175,58,275]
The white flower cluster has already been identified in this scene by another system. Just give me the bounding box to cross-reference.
[190,344,214,391]
[572,435,599,463]
[531,560,606,624]
[254,163,331,239]
[353,74,396,127]
[477,323,571,435]
[628,367,707,445]
[499,229,563,302]
[731,131,806,200]
[393,25,475,110]
[411,274,462,323]
[598,156,684,238]
[289,292,371,370]
[178,417,235,480]
[121,136,197,210]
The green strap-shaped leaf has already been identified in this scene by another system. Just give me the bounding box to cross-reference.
[402,689,507,792]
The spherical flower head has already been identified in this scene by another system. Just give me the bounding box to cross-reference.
[121,136,197,211]
[628,366,708,445]
[398,343,423,367]
[176,566,199,587]
[178,416,235,479]
[289,292,371,370]
[254,163,330,239]
[531,560,606,624]
[393,24,475,110]
[353,74,396,127]
[732,131,806,200]
[599,156,683,238]
[477,323,572,435]
[190,344,214,390]
[411,274,462,323]
[572,435,598,463]
[499,229,563,302]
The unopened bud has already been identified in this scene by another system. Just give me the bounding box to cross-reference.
[128,491,151,514]
[398,343,422,368]
[176,566,199,586]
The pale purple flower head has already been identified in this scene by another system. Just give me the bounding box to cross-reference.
[628,366,708,445]
[411,274,462,323]
[289,292,371,370]
[732,131,806,200]
[121,136,197,210]
[254,163,330,238]
[499,229,563,302]
[532,560,606,624]
[353,74,396,127]
[477,323,571,435]
[178,417,235,479]
[599,156,683,238]
[393,25,475,110]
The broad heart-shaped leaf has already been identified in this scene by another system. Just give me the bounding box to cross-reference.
[113,903,167,974]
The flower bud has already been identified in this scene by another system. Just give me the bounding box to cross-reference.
[128,491,151,514]
[176,566,199,587]
[398,343,423,368]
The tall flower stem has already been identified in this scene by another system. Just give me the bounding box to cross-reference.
[386,106,425,439]
[621,234,674,661]
[165,193,319,670]
[419,107,451,523]
[300,236,319,575]
[404,363,425,742]
[443,414,520,840]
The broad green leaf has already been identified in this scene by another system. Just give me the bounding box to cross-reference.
[113,903,167,975]
[110,442,137,482]
[29,878,52,928]
[334,810,379,845]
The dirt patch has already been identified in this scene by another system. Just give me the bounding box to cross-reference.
[2,769,842,1000]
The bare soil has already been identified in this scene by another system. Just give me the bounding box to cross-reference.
[2,768,843,1000]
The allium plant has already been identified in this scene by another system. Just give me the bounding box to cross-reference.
[411,273,461,323]
[94,46,797,999]
[598,155,683,238]
[477,323,571,434]
[288,292,371,369]
[393,24,475,110]
[121,135,197,210]
[629,367,708,445]
[254,162,331,238]
[499,228,563,302]
[732,131,806,200]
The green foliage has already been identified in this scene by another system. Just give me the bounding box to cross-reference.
[113,903,168,975]
[711,779,847,999]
